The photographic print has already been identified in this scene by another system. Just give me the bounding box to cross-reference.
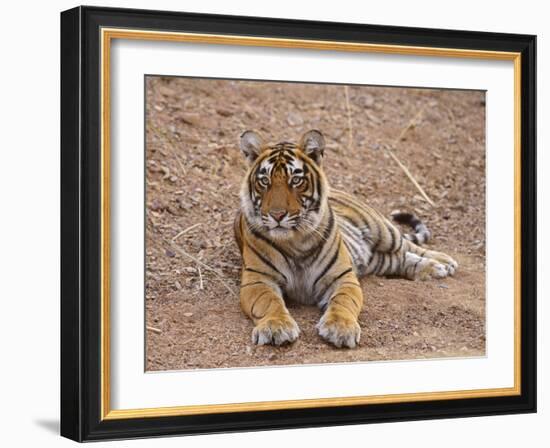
[144,77,486,371]
[61,7,536,440]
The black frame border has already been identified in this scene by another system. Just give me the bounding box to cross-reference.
[61,6,536,442]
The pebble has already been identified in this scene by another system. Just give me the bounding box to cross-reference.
[358,94,375,108]
[180,114,200,125]
[216,108,233,117]
[286,112,304,126]
[165,249,176,258]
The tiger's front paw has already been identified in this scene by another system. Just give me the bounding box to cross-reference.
[317,312,361,348]
[252,314,300,346]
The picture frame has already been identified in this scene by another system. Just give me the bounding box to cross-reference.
[60,5,536,442]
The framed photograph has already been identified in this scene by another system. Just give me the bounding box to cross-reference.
[60,6,536,441]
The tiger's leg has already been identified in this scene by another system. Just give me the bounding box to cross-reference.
[396,242,457,280]
[406,241,458,276]
[240,272,299,346]
[368,241,457,280]
[317,270,363,348]
[399,252,453,280]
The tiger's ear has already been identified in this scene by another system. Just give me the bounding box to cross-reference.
[239,130,265,164]
[299,130,325,164]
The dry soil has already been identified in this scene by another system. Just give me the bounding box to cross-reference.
[144,76,486,371]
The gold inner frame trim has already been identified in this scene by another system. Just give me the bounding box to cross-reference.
[100,27,522,421]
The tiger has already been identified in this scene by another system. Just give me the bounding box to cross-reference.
[234,129,458,348]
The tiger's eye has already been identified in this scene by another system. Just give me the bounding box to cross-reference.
[291,177,304,187]
[258,177,269,187]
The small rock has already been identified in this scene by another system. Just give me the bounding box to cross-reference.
[180,114,200,126]
[286,112,304,126]
[183,312,193,317]
[365,110,382,125]
[178,198,194,210]
[150,199,164,211]
[358,94,375,108]
[438,284,449,289]
[159,86,176,97]
[165,249,176,258]
[216,108,233,117]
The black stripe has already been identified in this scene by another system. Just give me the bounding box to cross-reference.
[365,252,375,270]
[329,196,366,233]
[316,269,355,304]
[341,211,364,232]
[371,218,381,252]
[247,244,288,282]
[396,236,404,253]
[306,159,323,203]
[412,256,423,273]
[332,267,353,282]
[363,249,374,268]
[244,267,280,282]
[249,225,292,268]
[329,195,370,233]
[325,207,335,237]
[317,268,359,297]
[240,281,269,288]
[373,253,385,274]
[251,290,273,319]
[313,243,340,286]
[315,229,339,268]
[342,237,360,265]
[388,226,396,252]
[297,209,335,262]
[248,171,255,203]
[379,254,391,275]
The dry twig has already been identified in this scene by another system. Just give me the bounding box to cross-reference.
[385,108,436,207]
[147,215,237,297]
[146,326,162,334]
[344,85,354,151]
[166,238,238,298]
[172,223,202,241]
[198,266,204,290]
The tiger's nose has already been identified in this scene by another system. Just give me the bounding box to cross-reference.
[270,209,287,222]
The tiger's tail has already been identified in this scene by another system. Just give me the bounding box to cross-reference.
[390,210,431,246]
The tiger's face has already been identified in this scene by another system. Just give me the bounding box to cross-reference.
[239,130,329,239]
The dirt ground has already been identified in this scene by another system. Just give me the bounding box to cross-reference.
[144,76,486,371]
